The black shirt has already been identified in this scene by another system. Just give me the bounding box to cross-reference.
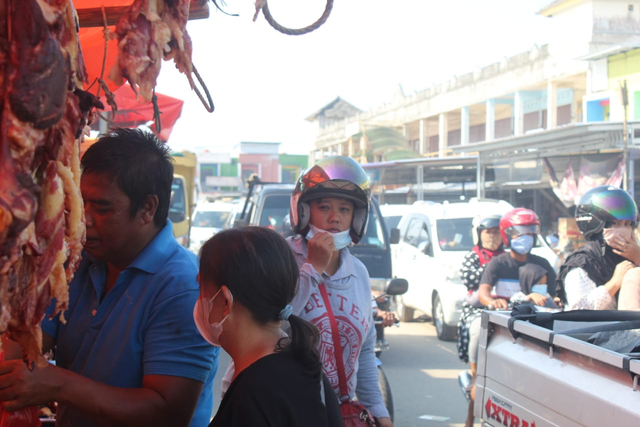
[480,252,557,298]
[210,352,341,427]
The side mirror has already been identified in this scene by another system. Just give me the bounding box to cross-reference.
[390,228,400,244]
[385,278,408,296]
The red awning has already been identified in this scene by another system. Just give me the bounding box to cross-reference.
[75,0,208,94]
[96,83,184,141]
[76,0,132,92]
[75,1,209,139]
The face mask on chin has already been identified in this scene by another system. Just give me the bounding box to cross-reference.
[193,288,232,347]
[510,234,534,255]
[306,224,353,250]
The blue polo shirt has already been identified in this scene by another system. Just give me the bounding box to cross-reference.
[42,220,219,427]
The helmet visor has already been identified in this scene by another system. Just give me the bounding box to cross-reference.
[301,157,370,191]
[299,157,371,207]
[479,216,501,230]
[506,224,540,238]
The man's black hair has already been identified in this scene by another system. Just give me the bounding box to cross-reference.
[81,128,174,228]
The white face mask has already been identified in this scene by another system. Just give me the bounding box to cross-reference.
[193,288,231,347]
[306,224,353,250]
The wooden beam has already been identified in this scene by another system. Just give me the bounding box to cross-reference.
[77,1,209,28]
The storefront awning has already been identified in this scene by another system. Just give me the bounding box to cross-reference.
[449,121,640,160]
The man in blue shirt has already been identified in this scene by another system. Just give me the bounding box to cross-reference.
[0,129,219,426]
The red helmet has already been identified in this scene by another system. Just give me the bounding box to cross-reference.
[499,208,540,246]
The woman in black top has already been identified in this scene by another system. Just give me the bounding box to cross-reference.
[195,227,341,427]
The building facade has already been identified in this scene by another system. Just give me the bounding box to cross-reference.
[197,142,308,195]
[306,0,640,232]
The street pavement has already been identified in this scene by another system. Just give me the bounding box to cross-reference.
[212,315,478,427]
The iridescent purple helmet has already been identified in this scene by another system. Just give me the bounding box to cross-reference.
[575,186,638,240]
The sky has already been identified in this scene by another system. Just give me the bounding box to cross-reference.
[155,0,555,155]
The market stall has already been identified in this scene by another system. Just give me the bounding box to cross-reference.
[0,1,335,424]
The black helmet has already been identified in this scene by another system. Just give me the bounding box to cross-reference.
[290,156,371,243]
[575,185,638,240]
[472,214,502,247]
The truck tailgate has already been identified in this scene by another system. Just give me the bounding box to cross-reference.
[476,311,640,427]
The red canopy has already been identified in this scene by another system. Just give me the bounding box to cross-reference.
[97,83,184,141]
[75,1,208,139]
[76,0,130,92]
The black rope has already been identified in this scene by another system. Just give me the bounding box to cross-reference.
[152,88,162,134]
[187,64,214,113]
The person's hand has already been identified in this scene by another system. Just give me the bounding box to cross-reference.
[611,235,640,265]
[371,290,386,303]
[376,416,393,427]
[377,310,397,327]
[527,292,548,307]
[0,360,59,411]
[307,231,335,274]
[611,260,635,289]
[488,298,508,310]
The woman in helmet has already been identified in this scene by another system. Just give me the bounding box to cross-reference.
[288,156,393,426]
[477,208,559,310]
[558,186,640,311]
[460,215,504,307]
[457,214,504,427]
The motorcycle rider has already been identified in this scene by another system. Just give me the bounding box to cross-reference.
[477,208,560,310]
[558,186,640,310]
[457,214,504,427]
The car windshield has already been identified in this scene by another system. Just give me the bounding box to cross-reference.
[435,217,474,251]
[193,211,230,228]
[258,194,291,234]
[168,178,186,223]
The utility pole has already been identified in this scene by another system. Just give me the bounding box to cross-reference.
[621,79,629,191]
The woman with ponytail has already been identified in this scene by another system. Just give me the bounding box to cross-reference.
[195,227,340,426]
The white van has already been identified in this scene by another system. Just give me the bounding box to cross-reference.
[392,198,557,340]
[188,201,236,254]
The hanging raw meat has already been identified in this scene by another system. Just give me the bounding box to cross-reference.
[0,0,102,368]
[110,0,194,102]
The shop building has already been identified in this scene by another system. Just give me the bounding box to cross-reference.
[197,142,308,195]
[306,0,640,232]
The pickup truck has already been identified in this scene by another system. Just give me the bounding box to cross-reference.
[475,310,640,426]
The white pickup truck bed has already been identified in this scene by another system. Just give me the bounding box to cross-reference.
[475,311,640,427]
